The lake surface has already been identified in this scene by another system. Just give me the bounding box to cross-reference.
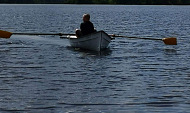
[0,4,190,113]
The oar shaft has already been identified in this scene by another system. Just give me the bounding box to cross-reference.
[111,35,177,45]
[13,33,75,36]
[112,35,162,41]
[0,29,76,38]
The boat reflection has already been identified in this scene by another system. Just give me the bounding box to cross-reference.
[66,46,112,56]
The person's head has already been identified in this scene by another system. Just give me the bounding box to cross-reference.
[83,14,90,22]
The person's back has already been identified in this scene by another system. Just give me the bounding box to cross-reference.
[76,14,95,37]
[80,21,94,36]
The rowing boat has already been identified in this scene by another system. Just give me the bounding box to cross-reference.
[67,30,112,51]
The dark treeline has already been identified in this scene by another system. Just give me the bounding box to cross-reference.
[0,0,190,5]
[64,0,190,5]
[0,0,64,4]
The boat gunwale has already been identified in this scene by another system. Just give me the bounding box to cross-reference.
[69,30,112,41]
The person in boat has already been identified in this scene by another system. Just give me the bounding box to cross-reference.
[76,14,96,37]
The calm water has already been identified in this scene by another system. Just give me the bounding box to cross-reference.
[0,4,190,113]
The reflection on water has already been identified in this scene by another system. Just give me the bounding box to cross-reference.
[66,46,113,56]
[164,48,177,55]
[0,4,190,113]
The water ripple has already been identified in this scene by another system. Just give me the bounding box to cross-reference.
[0,4,190,113]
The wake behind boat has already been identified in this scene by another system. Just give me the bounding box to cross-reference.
[67,31,112,51]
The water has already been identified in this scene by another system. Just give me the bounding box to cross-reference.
[0,4,190,113]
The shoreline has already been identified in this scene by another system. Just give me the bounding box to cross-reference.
[0,3,190,5]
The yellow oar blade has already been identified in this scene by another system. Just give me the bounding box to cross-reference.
[162,37,177,45]
[0,30,13,38]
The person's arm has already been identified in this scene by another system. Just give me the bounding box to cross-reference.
[80,23,84,31]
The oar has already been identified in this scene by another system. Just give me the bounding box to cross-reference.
[111,35,177,45]
[0,30,74,38]
[1,30,177,45]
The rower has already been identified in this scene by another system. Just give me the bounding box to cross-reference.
[75,14,96,38]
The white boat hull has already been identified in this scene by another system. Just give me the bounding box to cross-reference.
[68,31,112,51]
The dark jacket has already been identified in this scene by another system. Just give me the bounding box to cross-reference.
[80,21,94,36]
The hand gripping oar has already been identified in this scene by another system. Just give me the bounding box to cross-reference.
[111,35,177,45]
[0,30,74,38]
